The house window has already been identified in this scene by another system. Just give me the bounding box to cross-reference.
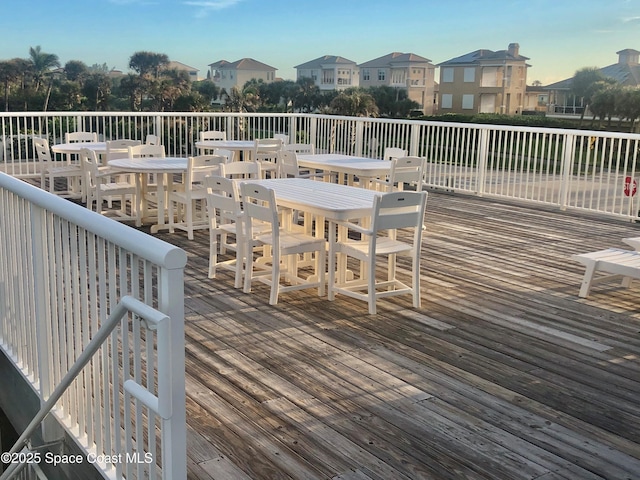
[442,68,454,83]
[363,69,370,81]
[462,94,474,109]
[441,94,453,109]
[463,68,475,83]
[378,69,385,81]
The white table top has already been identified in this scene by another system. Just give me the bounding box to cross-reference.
[297,153,390,177]
[243,178,379,221]
[195,140,254,150]
[52,141,107,154]
[107,157,187,172]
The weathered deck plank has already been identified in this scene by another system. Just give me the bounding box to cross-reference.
[150,190,640,480]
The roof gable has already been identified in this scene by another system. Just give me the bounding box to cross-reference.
[358,52,432,68]
[295,55,357,69]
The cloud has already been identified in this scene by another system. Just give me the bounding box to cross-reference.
[621,15,640,23]
[183,0,242,17]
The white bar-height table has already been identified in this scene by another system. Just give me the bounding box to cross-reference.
[297,153,391,186]
[242,178,380,287]
[195,140,254,161]
[107,157,187,232]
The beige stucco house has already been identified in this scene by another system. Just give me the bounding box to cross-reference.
[208,58,277,94]
[295,55,359,91]
[437,43,529,115]
[358,52,436,114]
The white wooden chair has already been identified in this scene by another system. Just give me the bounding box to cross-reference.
[383,147,407,161]
[168,155,226,239]
[283,143,315,155]
[252,138,283,178]
[240,182,326,305]
[80,147,137,221]
[220,160,261,180]
[65,131,98,143]
[204,175,246,288]
[370,156,425,192]
[273,133,289,145]
[35,137,83,197]
[145,134,160,145]
[199,130,226,142]
[328,190,428,314]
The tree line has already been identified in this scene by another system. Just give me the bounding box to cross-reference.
[0,47,420,117]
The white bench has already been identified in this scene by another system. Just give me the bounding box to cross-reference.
[572,248,640,298]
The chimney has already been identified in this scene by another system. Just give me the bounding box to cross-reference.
[508,43,520,58]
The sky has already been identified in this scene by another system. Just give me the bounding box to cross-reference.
[1,0,638,86]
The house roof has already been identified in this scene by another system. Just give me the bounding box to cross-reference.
[166,61,198,72]
[438,48,529,67]
[544,48,640,90]
[208,58,276,71]
[358,52,433,68]
[295,55,357,69]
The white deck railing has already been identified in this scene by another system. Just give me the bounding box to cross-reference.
[1,111,639,220]
[0,173,187,479]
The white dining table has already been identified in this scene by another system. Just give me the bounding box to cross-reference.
[51,141,107,155]
[195,140,254,161]
[243,178,380,285]
[107,157,187,232]
[296,153,391,186]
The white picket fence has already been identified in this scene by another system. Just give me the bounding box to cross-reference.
[2,111,638,220]
[0,173,187,479]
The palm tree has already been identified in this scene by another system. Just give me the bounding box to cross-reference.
[28,45,60,93]
[330,90,379,117]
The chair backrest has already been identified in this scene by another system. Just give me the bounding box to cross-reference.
[199,130,227,142]
[128,144,165,158]
[383,147,407,161]
[79,147,100,190]
[240,183,280,233]
[213,148,233,163]
[389,156,425,192]
[186,155,227,186]
[283,143,315,155]
[277,150,300,179]
[33,137,52,163]
[204,175,241,227]
[65,132,98,143]
[105,139,142,160]
[220,161,260,180]
[273,133,289,145]
[145,134,160,145]
[372,191,428,235]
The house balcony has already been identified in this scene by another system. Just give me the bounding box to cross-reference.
[1,112,640,479]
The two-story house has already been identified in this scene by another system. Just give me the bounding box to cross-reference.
[208,58,277,95]
[294,55,359,91]
[437,43,529,115]
[358,52,436,114]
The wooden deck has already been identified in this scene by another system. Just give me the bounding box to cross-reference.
[150,191,640,480]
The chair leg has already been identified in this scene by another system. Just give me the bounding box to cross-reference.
[367,257,376,315]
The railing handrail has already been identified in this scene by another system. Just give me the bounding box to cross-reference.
[0,296,169,480]
[0,172,186,269]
